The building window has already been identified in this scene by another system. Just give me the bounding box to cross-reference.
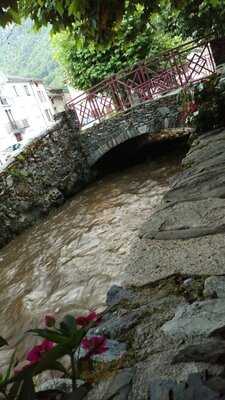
[24,85,31,96]
[45,109,52,122]
[5,109,16,129]
[13,85,19,96]
[37,90,45,103]
[0,97,8,105]
[22,119,29,128]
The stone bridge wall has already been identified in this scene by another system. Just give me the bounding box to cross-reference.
[80,91,183,166]
[0,115,90,248]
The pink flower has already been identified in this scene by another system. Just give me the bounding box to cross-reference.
[76,311,101,327]
[40,339,54,352]
[27,346,41,364]
[27,339,54,365]
[44,314,56,328]
[81,336,108,357]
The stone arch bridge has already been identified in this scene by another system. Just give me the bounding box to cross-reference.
[66,37,216,165]
[76,91,186,167]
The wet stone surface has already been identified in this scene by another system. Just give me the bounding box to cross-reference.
[204,276,225,298]
[81,274,225,399]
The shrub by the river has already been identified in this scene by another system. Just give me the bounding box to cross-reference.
[185,74,225,133]
[0,311,107,399]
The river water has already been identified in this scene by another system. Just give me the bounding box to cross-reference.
[0,146,184,345]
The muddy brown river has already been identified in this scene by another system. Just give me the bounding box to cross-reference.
[0,148,184,346]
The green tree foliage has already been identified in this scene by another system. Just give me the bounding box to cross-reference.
[52,10,182,90]
[0,1,221,43]
[0,20,64,87]
[0,0,225,42]
[174,0,225,39]
[8,0,162,41]
[0,0,20,27]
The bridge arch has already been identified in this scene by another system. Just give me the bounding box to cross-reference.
[80,92,185,167]
[87,129,148,166]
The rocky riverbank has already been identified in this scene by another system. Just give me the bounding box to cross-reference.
[82,127,225,399]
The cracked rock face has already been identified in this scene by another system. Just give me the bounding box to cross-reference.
[172,338,225,364]
[204,276,225,298]
[161,299,225,338]
[139,198,225,241]
[82,274,225,399]
[122,128,225,287]
[85,369,134,400]
[149,373,224,400]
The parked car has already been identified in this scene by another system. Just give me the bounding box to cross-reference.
[0,142,24,167]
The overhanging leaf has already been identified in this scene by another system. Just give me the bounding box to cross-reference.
[60,315,77,336]
[27,329,67,344]
[4,349,17,382]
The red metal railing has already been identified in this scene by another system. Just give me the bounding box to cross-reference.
[67,38,216,128]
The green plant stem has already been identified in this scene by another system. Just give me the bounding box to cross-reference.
[1,389,9,400]
[70,352,77,392]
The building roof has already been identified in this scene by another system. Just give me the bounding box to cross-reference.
[47,88,64,96]
[47,87,69,98]
[7,75,43,84]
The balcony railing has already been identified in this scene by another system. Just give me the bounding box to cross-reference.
[5,119,29,134]
[16,119,29,129]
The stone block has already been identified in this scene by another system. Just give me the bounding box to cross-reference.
[85,368,133,400]
[149,373,220,400]
[173,338,225,364]
[204,276,225,298]
[161,299,225,339]
[138,125,148,134]
[106,285,135,306]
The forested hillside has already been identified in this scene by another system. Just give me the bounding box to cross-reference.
[0,20,64,87]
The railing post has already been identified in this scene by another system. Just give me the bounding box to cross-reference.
[169,52,184,88]
[64,107,80,130]
[175,50,189,86]
[138,63,149,84]
[88,92,102,123]
[207,42,216,72]
[108,76,124,112]
[73,106,81,129]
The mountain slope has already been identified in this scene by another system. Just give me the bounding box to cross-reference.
[0,20,64,87]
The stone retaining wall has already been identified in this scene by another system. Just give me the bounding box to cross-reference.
[0,114,90,248]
